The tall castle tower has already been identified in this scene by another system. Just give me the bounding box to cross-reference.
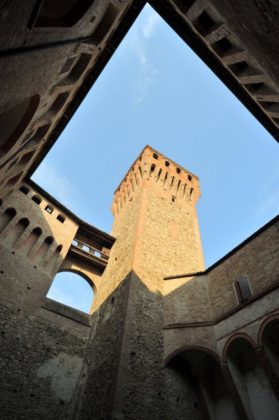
[76,146,205,419]
[93,145,204,309]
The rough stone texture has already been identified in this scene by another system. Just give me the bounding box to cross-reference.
[164,218,279,358]
[1,0,279,417]
[73,278,130,420]
[0,147,278,419]
[1,0,279,199]
[0,180,114,419]
[0,0,136,197]
[0,298,90,420]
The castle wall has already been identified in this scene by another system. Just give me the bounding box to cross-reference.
[164,217,279,362]
[0,182,113,419]
[0,0,136,198]
[208,219,279,320]
[0,150,277,419]
[0,234,91,419]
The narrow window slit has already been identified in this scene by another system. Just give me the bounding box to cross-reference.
[177,180,181,191]
[150,163,156,175]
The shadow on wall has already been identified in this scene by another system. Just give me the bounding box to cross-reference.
[224,334,279,420]
[167,349,239,420]
[166,332,279,420]
[0,183,95,313]
[71,271,279,420]
[0,200,63,273]
[164,217,279,331]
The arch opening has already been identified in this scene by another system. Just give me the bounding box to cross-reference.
[262,320,279,377]
[167,348,238,420]
[226,337,279,420]
[47,271,94,313]
[0,207,16,233]
[7,217,30,248]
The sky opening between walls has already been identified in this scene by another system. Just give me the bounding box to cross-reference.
[33,4,279,312]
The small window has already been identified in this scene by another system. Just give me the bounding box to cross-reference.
[153,153,158,159]
[83,245,90,253]
[188,175,192,181]
[176,167,181,174]
[48,92,69,115]
[165,161,170,167]
[57,214,65,223]
[60,56,76,74]
[213,37,233,55]
[194,11,216,36]
[235,276,252,304]
[45,204,53,214]
[19,185,30,195]
[32,195,42,205]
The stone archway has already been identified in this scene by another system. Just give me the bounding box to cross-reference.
[166,346,239,420]
[47,270,95,313]
[224,335,279,420]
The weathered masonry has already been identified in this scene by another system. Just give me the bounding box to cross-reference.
[0,146,278,419]
[0,1,279,419]
[0,1,278,205]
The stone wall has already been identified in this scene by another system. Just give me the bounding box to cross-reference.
[0,244,91,419]
[0,181,113,419]
[73,147,206,419]
[0,0,136,198]
[164,217,279,360]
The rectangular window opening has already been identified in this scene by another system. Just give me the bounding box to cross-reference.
[234,276,252,304]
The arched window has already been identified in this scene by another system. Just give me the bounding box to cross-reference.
[47,271,94,313]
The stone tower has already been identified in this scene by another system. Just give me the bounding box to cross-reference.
[76,146,205,419]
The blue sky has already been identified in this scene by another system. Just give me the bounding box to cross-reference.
[34,4,279,312]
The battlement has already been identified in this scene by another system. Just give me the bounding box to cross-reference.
[112,146,201,216]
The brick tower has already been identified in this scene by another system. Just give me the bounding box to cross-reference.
[75,146,205,419]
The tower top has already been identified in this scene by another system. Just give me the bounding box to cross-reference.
[112,145,201,217]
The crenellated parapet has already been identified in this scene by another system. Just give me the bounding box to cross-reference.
[112,145,201,216]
